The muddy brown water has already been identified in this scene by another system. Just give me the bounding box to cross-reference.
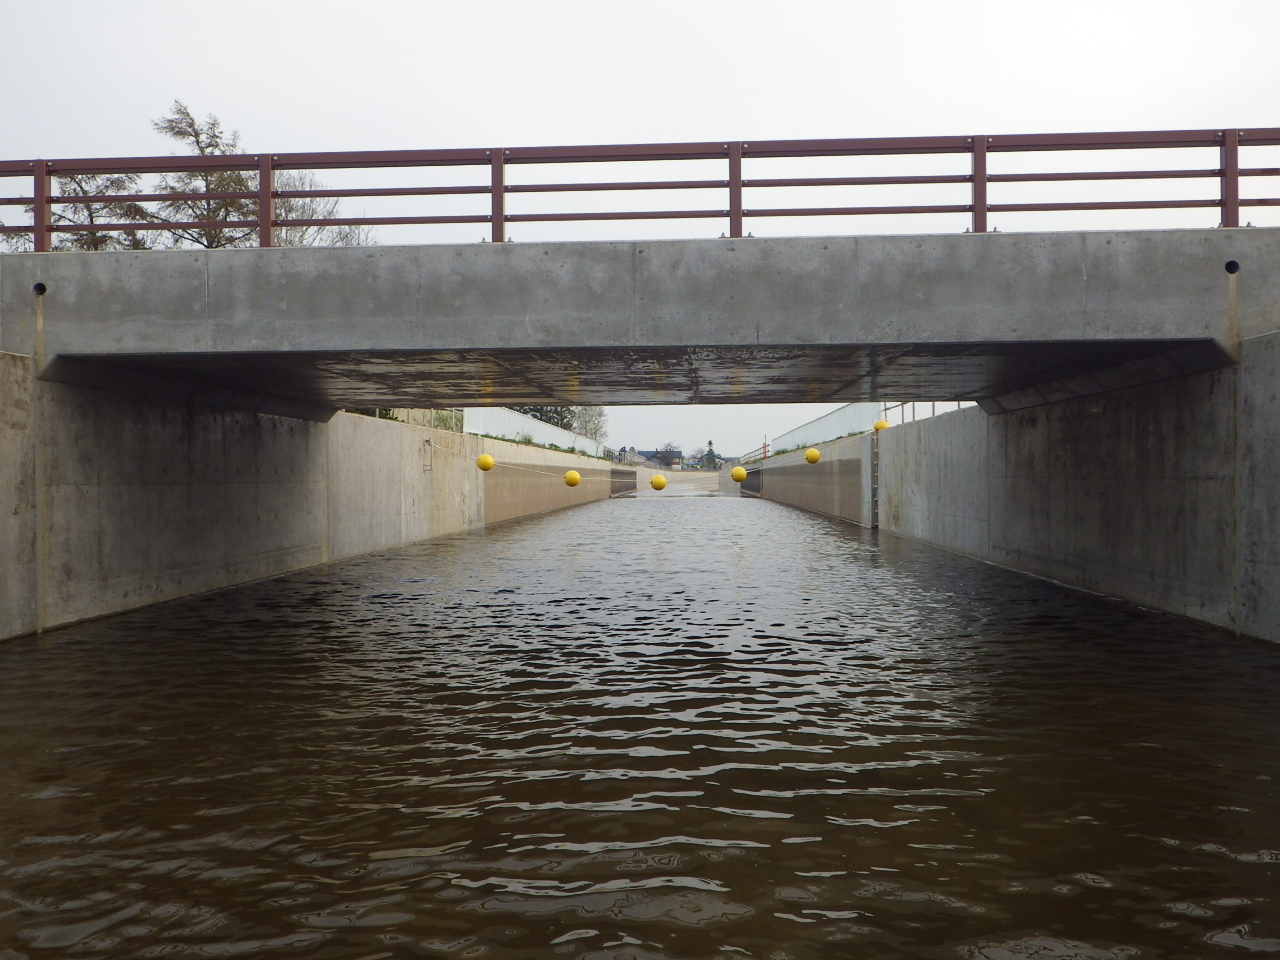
[2,496,1279,959]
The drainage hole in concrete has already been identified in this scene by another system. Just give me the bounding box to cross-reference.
[32,282,46,295]
[1225,260,1241,274]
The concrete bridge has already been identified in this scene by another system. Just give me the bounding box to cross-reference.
[1,227,1271,420]
[2,225,1278,645]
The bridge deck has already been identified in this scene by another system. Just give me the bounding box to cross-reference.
[2,228,1272,420]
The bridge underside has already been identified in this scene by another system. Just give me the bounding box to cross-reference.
[45,339,1230,421]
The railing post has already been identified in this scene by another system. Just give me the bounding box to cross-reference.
[1220,129,1240,228]
[258,156,275,247]
[33,160,51,252]
[971,137,988,234]
[490,150,506,242]
[728,142,743,238]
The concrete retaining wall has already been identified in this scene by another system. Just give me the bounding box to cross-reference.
[885,333,1280,641]
[877,374,1245,630]
[0,352,626,641]
[740,435,877,526]
[480,440,617,526]
[744,330,1280,642]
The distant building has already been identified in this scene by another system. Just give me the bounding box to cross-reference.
[639,448,683,469]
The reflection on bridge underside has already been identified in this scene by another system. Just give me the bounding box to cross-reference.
[53,337,1228,415]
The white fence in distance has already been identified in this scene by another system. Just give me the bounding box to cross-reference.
[462,408,610,458]
[738,402,880,461]
[738,400,977,461]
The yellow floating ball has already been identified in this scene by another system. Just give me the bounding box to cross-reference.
[564,470,582,487]
[731,466,747,483]
[476,454,495,471]
[805,448,821,464]
[651,474,667,491]
[873,420,891,432]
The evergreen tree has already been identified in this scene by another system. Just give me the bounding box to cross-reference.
[148,101,372,248]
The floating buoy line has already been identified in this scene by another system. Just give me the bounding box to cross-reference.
[433,432,886,490]
[436,441,666,489]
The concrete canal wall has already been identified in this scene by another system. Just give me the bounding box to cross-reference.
[735,437,877,526]
[0,351,629,641]
[745,329,1280,642]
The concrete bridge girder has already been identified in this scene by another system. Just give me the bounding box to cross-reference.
[1,228,1275,420]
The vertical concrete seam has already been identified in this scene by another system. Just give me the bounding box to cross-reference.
[32,363,48,634]
[32,295,50,634]
[1231,356,1243,635]
[1226,270,1241,361]
[203,251,211,351]
[630,241,640,347]
[985,409,994,561]
[323,417,332,563]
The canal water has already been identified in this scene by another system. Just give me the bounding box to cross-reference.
[2,494,1279,960]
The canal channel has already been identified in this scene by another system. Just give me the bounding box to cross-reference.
[1,492,1278,959]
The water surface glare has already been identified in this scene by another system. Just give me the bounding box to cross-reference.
[2,497,1280,960]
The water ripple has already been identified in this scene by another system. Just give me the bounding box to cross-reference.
[2,497,1280,958]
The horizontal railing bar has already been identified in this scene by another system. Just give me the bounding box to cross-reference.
[739,136,972,158]
[986,129,1280,151]
[1242,198,1280,206]
[507,179,726,193]
[745,204,971,217]
[988,199,1219,213]
[49,191,257,203]
[502,142,731,164]
[0,157,267,176]
[0,196,31,206]
[48,186,489,204]
[505,209,726,222]
[48,220,259,233]
[989,169,1217,183]
[745,174,971,188]
[276,215,490,226]
[279,185,489,199]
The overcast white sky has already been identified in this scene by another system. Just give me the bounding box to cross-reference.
[5,0,1280,455]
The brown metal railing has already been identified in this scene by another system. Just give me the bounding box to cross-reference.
[3,128,1279,251]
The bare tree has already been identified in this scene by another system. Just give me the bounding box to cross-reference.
[572,405,608,443]
[273,169,371,247]
[1,173,152,252]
